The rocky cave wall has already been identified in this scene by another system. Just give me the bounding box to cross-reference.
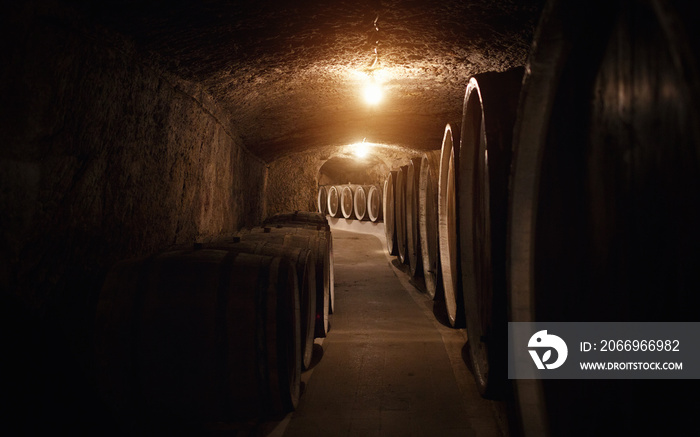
[1,1,265,385]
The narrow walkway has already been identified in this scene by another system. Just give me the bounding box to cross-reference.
[282,230,506,437]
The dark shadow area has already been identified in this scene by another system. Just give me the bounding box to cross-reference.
[431,298,451,328]
[305,343,325,371]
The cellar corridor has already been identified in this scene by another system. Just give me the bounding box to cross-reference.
[282,229,505,437]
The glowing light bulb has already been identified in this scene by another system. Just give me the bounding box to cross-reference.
[363,82,383,105]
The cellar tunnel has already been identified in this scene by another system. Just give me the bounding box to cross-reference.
[2,0,700,436]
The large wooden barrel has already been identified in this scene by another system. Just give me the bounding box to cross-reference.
[317,186,328,215]
[383,171,398,254]
[265,211,330,231]
[95,250,300,427]
[327,185,341,218]
[353,185,373,221]
[405,157,423,278]
[396,165,409,264]
[438,124,463,327]
[202,240,316,371]
[367,185,383,222]
[508,1,700,435]
[340,185,357,219]
[241,226,333,337]
[458,67,523,399]
[419,150,442,299]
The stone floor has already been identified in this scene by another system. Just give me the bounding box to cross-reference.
[278,229,507,437]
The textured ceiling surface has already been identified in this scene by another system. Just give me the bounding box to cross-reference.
[77,0,544,161]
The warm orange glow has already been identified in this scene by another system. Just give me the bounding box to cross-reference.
[363,82,383,105]
[353,142,370,158]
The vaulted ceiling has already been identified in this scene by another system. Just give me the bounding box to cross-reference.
[75,0,544,161]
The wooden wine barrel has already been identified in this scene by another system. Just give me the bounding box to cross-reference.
[95,250,300,427]
[202,240,316,371]
[419,150,442,299]
[508,2,700,436]
[406,157,423,278]
[367,185,383,222]
[396,165,409,264]
[353,185,373,221]
[457,67,523,399]
[265,211,330,231]
[241,226,332,337]
[438,124,463,328]
[383,171,398,254]
[262,221,335,315]
[340,185,357,219]
[317,186,328,215]
[327,186,341,218]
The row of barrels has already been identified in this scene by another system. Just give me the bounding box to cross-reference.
[317,184,383,222]
[94,211,334,431]
[386,1,700,436]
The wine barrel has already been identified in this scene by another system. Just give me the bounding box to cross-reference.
[509,1,700,436]
[327,186,341,218]
[406,157,423,278]
[265,211,330,231]
[241,226,332,337]
[458,68,523,399]
[202,240,316,371]
[383,171,398,254]
[340,185,357,219]
[262,222,336,315]
[419,150,442,299]
[353,185,373,221]
[396,165,409,264]
[317,186,328,215]
[438,124,463,328]
[367,185,383,222]
[95,250,300,427]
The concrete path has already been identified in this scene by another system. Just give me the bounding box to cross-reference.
[282,229,506,437]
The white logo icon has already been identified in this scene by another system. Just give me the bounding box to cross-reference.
[528,330,568,369]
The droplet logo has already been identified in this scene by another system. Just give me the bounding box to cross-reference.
[528,330,568,369]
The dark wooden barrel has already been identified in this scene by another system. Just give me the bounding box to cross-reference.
[265,211,330,231]
[262,221,335,315]
[353,185,373,221]
[327,185,341,218]
[367,185,383,222]
[383,171,398,255]
[419,150,442,299]
[95,250,300,427]
[406,157,423,278]
[202,240,316,371]
[457,67,523,399]
[508,1,700,435]
[241,226,333,337]
[396,165,409,265]
[438,124,463,328]
[317,186,328,215]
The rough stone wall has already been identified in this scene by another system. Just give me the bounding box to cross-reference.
[0,3,265,431]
